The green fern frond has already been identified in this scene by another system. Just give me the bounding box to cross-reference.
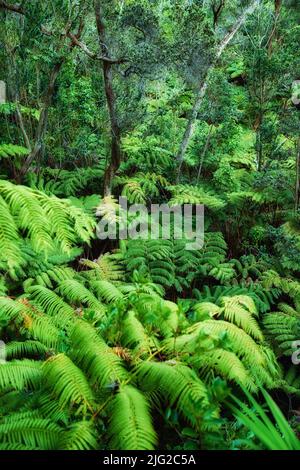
[136,361,209,429]
[26,285,74,325]
[5,341,48,359]
[188,320,266,367]
[197,348,254,390]
[220,295,262,340]
[0,360,42,391]
[168,184,225,210]
[121,310,153,353]
[60,420,98,450]
[108,385,157,450]
[0,417,62,449]
[70,321,129,388]
[80,252,123,282]
[43,354,95,414]
[0,143,29,159]
[57,280,106,317]
[0,196,22,272]
[91,280,124,303]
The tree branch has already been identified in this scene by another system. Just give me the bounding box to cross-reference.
[15,101,32,152]
[212,0,225,29]
[67,32,125,64]
[0,1,24,14]
[176,0,261,178]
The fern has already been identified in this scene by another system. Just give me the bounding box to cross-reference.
[0,180,95,274]
[59,421,98,450]
[0,360,42,391]
[0,144,29,159]
[108,385,156,450]
[168,184,225,211]
[57,279,106,317]
[43,354,95,414]
[136,361,210,429]
[70,320,129,388]
[0,417,62,450]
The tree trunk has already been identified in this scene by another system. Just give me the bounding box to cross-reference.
[212,1,226,29]
[196,124,213,182]
[275,0,282,15]
[176,0,260,180]
[94,0,121,196]
[20,58,65,177]
[267,0,282,54]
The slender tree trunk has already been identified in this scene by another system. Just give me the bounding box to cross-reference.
[267,0,282,55]
[94,0,121,196]
[15,101,31,152]
[256,126,263,171]
[176,0,260,180]
[212,0,226,29]
[20,58,65,177]
[9,54,32,153]
[295,139,300,212]
[275,0,282,15]
[196,125,213,182]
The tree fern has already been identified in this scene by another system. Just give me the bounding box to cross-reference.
[59,421,98,450]
[43,354,95,414]
[57,279,106,317]
[70,320,129,388]
[108,385,156,450]
[0,180,95,274]
[0,417,62,450]
[0,360,42,391]
[136,361,210,429]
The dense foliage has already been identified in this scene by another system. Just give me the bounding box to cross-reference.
[0,0,300,451]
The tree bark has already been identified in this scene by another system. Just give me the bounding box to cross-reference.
[94,0,121,196]
[275,0,282,15]
[176,0,260,180]
[20,58,65,176]
[196,125,213,182]
[15,101,31,152]
[0,1,24,14]
[19,22,85,177]
[212,0,226,29]
[267,0,282,55]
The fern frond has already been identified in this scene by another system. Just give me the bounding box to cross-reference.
[43,354,95,413]
[26,285,74,325]
[60,420,98,450]
[220,295,262,340]
[188,320,266,366]
[91,280,124,303]
[197,348,255,390]
[70,321,129,388]
[0,417,62,449]
[5,341,48,359]
[0,360,42,391]
[57,280,105,317]
[136,361,209,429]
[108,385,156,450]
[121,310,152,353]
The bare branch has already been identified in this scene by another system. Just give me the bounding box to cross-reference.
[176,0,261,176]
[212,0,225,29]
[0,1,24,14]
[67,32,126,64]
